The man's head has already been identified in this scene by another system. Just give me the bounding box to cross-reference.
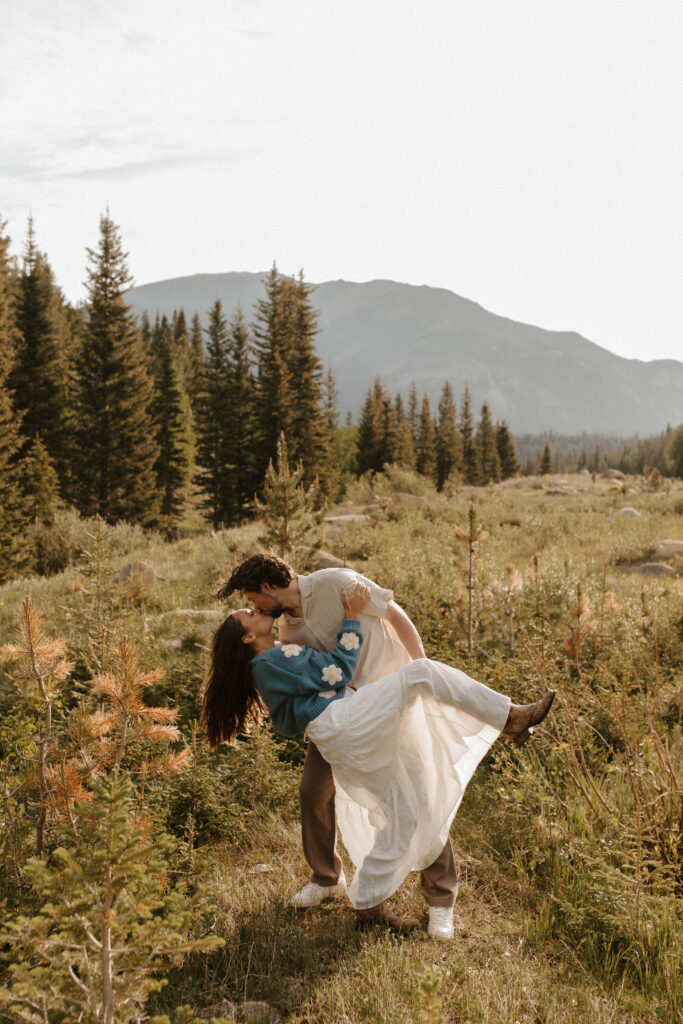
[218,554,296,617]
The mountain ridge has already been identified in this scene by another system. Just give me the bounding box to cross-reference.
[127,272,683,434]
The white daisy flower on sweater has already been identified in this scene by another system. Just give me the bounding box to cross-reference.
[340,631,360,651]
[281,644,303,658]
[321,664,343,684]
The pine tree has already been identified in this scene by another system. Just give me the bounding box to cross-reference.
[188,311,204,404]
[22,434,62,525]
[394,392,415,469]
[322,366,342,498]
[476,402,501,483]
[10,218,69,475]
[0,217,31,580]
[252,264,295,471]
[415,394,436,478]
[435,382,461,489]
[0,771,223,1024]
[72,213,159,526]
[284,272,328,484]
[539,440,553,475]
[224,303,260,516]
[194,300,232,527]
[356,378,394,475]
[495,420,520,479]
[255,432,323,560]
[150,330,192,537]
[407,382,419,446]
[459,384,480,485]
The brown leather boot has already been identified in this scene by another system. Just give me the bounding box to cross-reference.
[355,902,422,931]
[503,690,556,746]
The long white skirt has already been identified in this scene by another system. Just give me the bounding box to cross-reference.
[305,657,511,909]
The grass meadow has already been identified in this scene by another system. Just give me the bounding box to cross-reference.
[1,471,681,1023]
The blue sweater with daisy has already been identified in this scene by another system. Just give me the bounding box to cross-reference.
[250,619,363,737]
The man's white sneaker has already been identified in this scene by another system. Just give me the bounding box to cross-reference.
[289,872,347,909]
[428,905,454,941]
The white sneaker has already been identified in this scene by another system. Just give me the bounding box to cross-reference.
[428,905,454,941]
[289,872,347,909]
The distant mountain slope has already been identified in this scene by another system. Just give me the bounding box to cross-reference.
[127,273,683,434]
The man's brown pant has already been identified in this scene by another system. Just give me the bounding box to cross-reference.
[300,741,458,907]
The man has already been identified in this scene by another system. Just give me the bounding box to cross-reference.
[219,553,457,940]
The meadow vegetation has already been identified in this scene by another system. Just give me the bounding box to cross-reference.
[0,469,681,1023]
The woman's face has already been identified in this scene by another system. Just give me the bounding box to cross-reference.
[233,607,275,640]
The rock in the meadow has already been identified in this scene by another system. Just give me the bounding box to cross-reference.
[394,492,428,506]
[240,1001,283,1023]
[199,999,238,1020]
[618,562,676,577]
[114,560,160,582]
[603,468,626,480]
[606,507,642,522]
[654,539,683,558]
[324,514,371,524]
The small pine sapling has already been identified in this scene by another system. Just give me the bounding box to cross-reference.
[255,431,324,560]
[0,771,224,1024]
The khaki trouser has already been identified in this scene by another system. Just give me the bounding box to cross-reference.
[300,741,458,907]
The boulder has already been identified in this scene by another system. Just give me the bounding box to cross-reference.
[618,562,676,577]
[114,560,160,582]
[603,468,626,480]
[654,539,683,559]
[314,549,350,570]
[606,507,642,522]
[199,1000,238,1020]
[394,492,428,506]
[240,1002,283,1023]
[324,514,371,524]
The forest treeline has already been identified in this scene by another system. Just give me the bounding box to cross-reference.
[1,212,681,586]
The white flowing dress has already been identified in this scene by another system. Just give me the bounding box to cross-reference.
[306,657,510,909]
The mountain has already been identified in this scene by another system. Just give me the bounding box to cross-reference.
[126,272,683,434]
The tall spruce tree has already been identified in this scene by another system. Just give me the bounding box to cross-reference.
[476,402,501,483]
[283,272,328,485]
[194,300,232,527]
[495,420,520,479]
[224,304,260,516]
[188,311,205,405]
[459,384,480,485]
[252,264,295,471]
[407,382,419,447]
[10,219,69,476]
[540,440,553,475]
[72,213,159,526]
[435,381,461,489]
[0,217,32,580]
[356,377,396,475]
[415,393,436,478]
[394,392,415,469]
[150,330,192,537]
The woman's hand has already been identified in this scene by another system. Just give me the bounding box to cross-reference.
[342,580,371,618]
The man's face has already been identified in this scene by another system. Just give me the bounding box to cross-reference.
[246,584,286,618]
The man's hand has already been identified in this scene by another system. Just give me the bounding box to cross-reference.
[342,581,371,619]
[386,601,425,660]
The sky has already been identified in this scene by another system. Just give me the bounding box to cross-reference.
[2,0,682,363]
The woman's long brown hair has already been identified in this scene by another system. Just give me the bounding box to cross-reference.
[200,615,266,748]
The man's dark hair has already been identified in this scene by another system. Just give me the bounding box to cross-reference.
[217,553,295,600]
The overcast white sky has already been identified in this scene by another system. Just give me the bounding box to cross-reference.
[2,0,682,362]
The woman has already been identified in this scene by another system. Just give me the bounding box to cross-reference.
[201,583,554,927]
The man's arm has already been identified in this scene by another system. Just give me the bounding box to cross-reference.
[385,600,425,660]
